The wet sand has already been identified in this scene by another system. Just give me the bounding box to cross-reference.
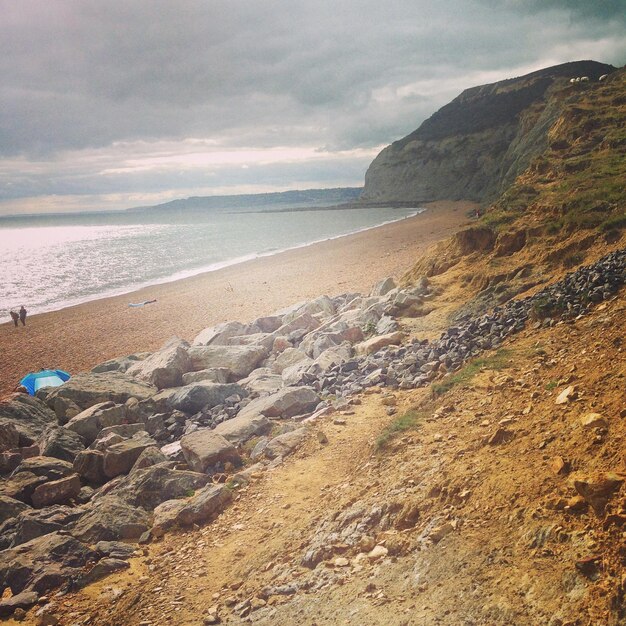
[0,201,474,397]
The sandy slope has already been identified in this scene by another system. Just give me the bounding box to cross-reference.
[0,201,473,397]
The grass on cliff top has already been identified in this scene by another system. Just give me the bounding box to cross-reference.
[432,349,513,396]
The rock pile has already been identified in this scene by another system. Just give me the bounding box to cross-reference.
[0,248,623,612]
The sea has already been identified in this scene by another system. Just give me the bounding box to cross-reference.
[0,203,423,317]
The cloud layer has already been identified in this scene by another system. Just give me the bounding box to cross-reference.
[0,0,624,213]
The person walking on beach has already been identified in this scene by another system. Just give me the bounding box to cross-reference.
[19,305,27,326]
[10,311,19,327]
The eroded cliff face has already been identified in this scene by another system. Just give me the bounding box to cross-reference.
[362,60,616,204]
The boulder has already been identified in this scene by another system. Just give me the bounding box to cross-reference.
[73,449,107,484]
[126,337,191,389]
[574,473,624,516]
[291,296,335,319]
[90,423,146,451]
[70,496,151,543]
[238,369,284,395]
[271,313,320,340]
[355,331,404,356]
[131,447,168,473]
[0,495,29,525]
[31,473,81,508]
[36,426,85,462]
[272,348,310,374]
[247,386,320,419]
[251,315,283,333]
[312,345,352,373]
[76,557,130,587]
[13,456,74,481]
[45,372,157,411]
[264,428,308,459]
[187,345,267,380]
[0,591,39,617]
[180,430,240,473]
[0,532,96,595]
[160,441,183,461]
[193,321,249,346]
[0,394,57,445]
[152,484,232,534]
[103,433,157,478]
[182,368,230,385]
[0,422,20,453]
[213,414,272,445]
[0,472,47,504]
[370,277,396,297]
[281,358,314,386]
[64,401,129,445]
[0,505,84,550]
[91,353,148,374]
[104,465,211,510]
[154,381,246,414]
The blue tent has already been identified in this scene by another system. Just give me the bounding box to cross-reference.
[19,369,70,396]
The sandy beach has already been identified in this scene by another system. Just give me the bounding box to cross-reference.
[0,201,473,397]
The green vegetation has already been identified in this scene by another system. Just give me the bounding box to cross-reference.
[431,349,513,396]
[600,213,626,232]
[545,380,558,391]
[376,409,425,450]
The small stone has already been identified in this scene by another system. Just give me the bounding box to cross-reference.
[316,431,328,445]
[549,456,568,475]
[333,417,347,426]
[429,522,454,543]
[580,413,608,429]
[575,473,624,516]
[555,386,576,405]
[334,557,350,567]
[367,545,388,561]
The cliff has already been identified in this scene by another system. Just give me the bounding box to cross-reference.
[362,60,616,204]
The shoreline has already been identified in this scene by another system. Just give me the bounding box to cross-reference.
[6,208,425,319]
[0,200,475,397]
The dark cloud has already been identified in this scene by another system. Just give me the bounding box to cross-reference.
[0,0,624,211]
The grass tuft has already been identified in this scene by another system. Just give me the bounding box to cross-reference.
[431,349,513,396]
[376,409,424,450]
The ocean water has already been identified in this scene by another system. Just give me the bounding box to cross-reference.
[0,204,423,317]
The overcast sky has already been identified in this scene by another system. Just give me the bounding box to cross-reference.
[0,1,624,215]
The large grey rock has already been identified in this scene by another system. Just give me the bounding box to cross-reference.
[244,386,320,419]
[290,296,335,320]
[0,590,39,617]
[354,331,404,356]
[104,465,211,510]
[188,345,267,380]
[0,495,29,525]
[65,402,129,445]
[152,484,232,534]
[272,348,309,374]
[13,456,74,481]
[91,353,148,374]
[0,394,57,445]
[312,344,352,373]
[0,422,19,453]
[154,381,246,414]
[90,423,146,451]
[73,449,107,484]
[213,413,272,445]
[281,358,314,386]
[264,428,308,459]
[182,368,230,385]
[45,372,157,411]
[130,447,168,473]
[0,472,47,504]
[126,337,191,389]
[193,321,248,346]
[70,496,151,543]
[238,369,284,395]
[370,277,397,297]
[31,473,81,508]
[251,315,283,333]
[0,532,96,595]
[0,505,84,550]
[37,425,85,462]
[271,313,320,341]
[103,432,157,478]
[180,430,240,473]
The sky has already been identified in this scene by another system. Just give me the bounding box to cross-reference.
[0,0,624,215]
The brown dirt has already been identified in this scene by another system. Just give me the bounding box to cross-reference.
[9,278,625,626]
[0,201,475,397]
